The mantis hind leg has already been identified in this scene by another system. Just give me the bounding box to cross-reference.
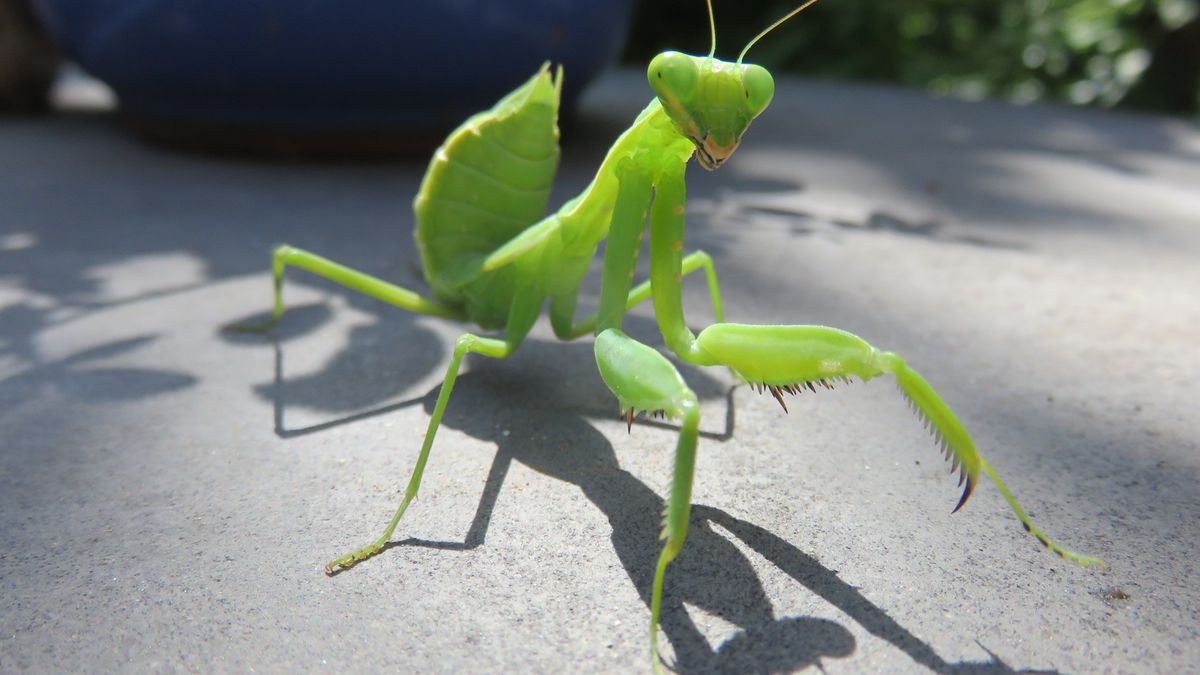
[325,331,511,572]
[327,283,543,572]
[226,244,465,333]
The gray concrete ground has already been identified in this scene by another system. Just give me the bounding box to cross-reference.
[2,70,1198,673]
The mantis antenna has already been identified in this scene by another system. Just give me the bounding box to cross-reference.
[737,0,821,64]
[706,0,717,58]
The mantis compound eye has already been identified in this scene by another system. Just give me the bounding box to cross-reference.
[648,51,699,104]
[741,63,774,118]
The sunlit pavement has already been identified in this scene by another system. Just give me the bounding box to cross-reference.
[2,70,1198,673]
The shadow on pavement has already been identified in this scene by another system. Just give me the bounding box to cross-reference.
[265,333,1061,674]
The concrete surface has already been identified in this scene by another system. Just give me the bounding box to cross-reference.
[2,70,1198,673]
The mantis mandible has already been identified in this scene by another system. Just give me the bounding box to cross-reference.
[234,0,1102,669]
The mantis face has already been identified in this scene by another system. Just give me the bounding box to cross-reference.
[648,51,775,171]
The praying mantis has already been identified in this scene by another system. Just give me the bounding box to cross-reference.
[234,0,1102,670]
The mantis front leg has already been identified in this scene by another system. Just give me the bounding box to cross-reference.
[593,328,700,672]
[645,162,1103,569]
[584,165,710,671]
[691,323,1104,566]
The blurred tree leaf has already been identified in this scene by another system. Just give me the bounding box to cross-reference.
[623,0,1199,116]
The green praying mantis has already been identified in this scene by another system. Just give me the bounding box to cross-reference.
[233,0,1102,670]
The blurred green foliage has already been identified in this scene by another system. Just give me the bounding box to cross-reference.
[624,0,1200,116]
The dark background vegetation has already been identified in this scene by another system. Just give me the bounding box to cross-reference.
[624,0,1200,117]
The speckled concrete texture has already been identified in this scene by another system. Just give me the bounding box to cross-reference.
[2,70,1198,673]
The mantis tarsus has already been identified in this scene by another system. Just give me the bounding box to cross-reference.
[234,0,1102,669]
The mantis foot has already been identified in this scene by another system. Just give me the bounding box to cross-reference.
[325,536,390,575]
[325,493,416,574]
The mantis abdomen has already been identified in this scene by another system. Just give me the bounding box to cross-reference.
[413,64,563,328]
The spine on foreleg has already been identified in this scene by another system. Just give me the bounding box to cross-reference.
[881,352,1104,566]
[880,352,981,511]
[413,64,564,303]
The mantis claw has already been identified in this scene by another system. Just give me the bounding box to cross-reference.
[625,408,635,433]
[952,475,975,514]
[620,406,671,433]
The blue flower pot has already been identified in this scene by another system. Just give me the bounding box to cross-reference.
[32,0,637,154]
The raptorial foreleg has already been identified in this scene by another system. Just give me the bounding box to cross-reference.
[593,328,701,671]
[693,322,1103,567]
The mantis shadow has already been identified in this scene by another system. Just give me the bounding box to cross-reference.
[257,311,729,439]
[391,363,1053,675]
[0,304,197,408]
[683,178,1027,254]
[255,309,1056,673]
[221,301,447,435]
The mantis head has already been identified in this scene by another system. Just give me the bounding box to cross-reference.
[648,0,818,171]
[648,53,773,171]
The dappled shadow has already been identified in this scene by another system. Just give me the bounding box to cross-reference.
[0,302,50,367]
[0,112,432,319]
[4,71,1195,330]
[687,181,1027,251]
[402,368,858,673]
[251,318,443,415]
[222,302,428,433]
[263,334,432,439]
[220,302,335,346]
[757,78,1199,226]
[219,299,446,433]
[259,311,1066,672]
[578,71,1199,258]
[242,309,730,439]
[0,326,196,408]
